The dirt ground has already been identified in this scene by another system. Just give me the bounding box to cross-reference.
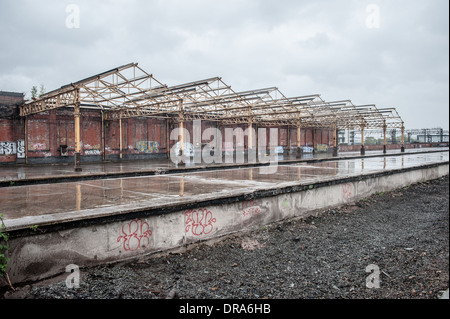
[3,175,449,300]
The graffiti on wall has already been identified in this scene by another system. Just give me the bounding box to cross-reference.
[242,200,261,218]
[316,144,329,152]
[185,208,216,236]
[84,149,101,155]
[31,143,47,151]
[117,219,153,251]
[136,141,160,153]
[17,140,25,158]
[301,146,314,153]
[0,141,16,155]
[242,200,262,226]
[342,183,353,202]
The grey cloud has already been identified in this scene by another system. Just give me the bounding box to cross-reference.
[0,0,448,129]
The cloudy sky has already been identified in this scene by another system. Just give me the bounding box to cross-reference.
[0,0,448,130]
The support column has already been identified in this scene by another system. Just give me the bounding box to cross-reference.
[401,122,405,153]
[287,125,291,155]
[74,94,82,172]
[166,119,171,160]
[360,120,365,156]
[312,128,316,154]
[333,124,338,157]
[283,125,289,155]
[248,118,254,162]
[383,122,387,154]
[178,99,185,166]
[101,111,105,162]
[119,112,123,160]
[296,118,302,158]
[24,117,28,165]
[179,120,184,155]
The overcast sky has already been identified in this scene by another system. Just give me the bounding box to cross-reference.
[0,0,448,130]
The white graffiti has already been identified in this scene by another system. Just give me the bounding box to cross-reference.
[0,141,17,155]
[84,149,101,155]
[301,146,314,153]
[17,140,25,158]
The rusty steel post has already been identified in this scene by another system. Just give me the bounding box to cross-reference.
[119,111,123,160]
[74,90,82,172]
[296,118,302,158]
[401,122,405,153]
[333,123,338,157]
[360,120,365,156]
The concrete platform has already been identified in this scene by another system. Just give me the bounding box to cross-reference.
[1,149,448,285]
[1,147,447,187]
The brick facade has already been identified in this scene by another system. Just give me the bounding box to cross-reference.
[1,91,338,165]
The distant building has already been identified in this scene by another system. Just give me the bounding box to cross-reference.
[0,91,24,118]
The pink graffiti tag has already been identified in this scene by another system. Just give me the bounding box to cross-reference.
[242,200,261,218]
[241,200,262,227]
[342,183,352,201]
[117,219,152,251]
[185,209,217,236]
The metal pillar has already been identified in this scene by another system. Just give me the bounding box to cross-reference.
[101,111,105,162]
[333,124,338,157]
[74,92,82,172]
[360,120,365,156]
[24,116,28,165]
[248,118,254,161]
[296,118,302,158]
[166,120,171,160]
[119,112,123,160]
[383,122,387,154]
[287,125,291,155]
[401,122,405,153]
[178,100,185,166]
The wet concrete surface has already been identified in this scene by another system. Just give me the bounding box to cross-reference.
[0,150,448,231]
[0,148,446,184]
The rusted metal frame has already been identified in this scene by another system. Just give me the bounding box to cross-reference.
[104,99,184,120]
[86,82,168,105]
[72,63,181,114]
[169,78,238,118]
[35,62,134,100]
[277,100,349,128]
[114,69,181,107]
[74,88,82,171]
[216,87,296,119]
[95,77,149,108]
[122,86,194,105]
[180,88,275,113]
[286,97,345,125]
[79,85,123,110]
[19,63,408,151]
[20,89,78,116]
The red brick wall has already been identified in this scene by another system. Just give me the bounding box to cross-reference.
[0,93,23,105]
[23,109,170,161]
[0,119,16,163]
[1,106,343,164]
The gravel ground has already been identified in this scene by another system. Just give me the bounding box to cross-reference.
[3,175,449,300]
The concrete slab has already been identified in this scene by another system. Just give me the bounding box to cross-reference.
[1,151,448,231]
[1,151,448,285]
[1,148,447,186]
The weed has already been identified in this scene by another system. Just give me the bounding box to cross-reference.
[0,214,14,290]
[0,214,10,277]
